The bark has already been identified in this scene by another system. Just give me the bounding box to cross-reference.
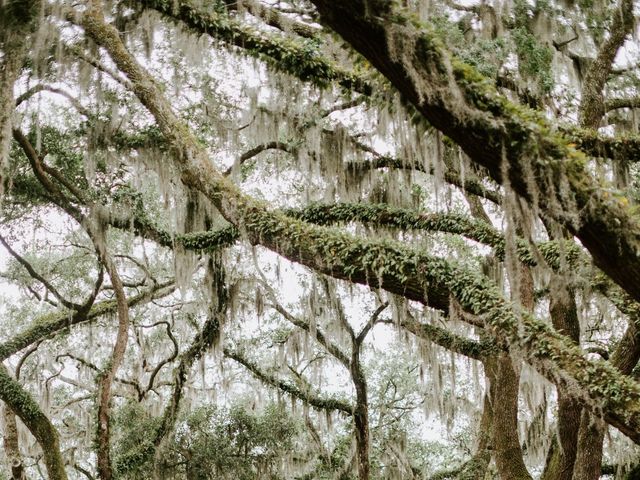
[578,0,634,129]
[350,349,369,480]
[0,365,67,480]
[470,394,493,479]
[487,265,534,480]
[80,7,640,444]
[95,254,131,480]
[572,413,605,480]
[3,404,25,480]
[0,0,41,189]
[542,276,581,480]
[610,319,640,375]
[486,353,532,480]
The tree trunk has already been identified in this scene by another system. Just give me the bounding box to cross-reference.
[572,413,605,480]
[487,264,533,480]
[542,276,581,480]
[0,0,41,186]
[2,405,25,480]
[486,353,533,480]
[351,347,369,479]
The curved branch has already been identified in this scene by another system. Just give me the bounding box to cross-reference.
[0,233,84,311]
[0,280,175,361]
[224,347,354,415]
[605,96,640,112]
[224,141,295,176]
[15,84,91,117]
[0,365,67,480]
[140,321,179,398]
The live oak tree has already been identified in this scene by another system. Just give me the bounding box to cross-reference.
[1,0,640,478]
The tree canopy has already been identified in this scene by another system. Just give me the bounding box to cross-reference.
[1,0,640,478]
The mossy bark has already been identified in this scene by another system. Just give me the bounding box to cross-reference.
[572,414,605,480]
[2,404,25,480]
[0,365,67,480]
[486,354,532,480]
[350,351,370,480]
[578,0,634,129]
[487,265,533,480]
[96,256,131,480]
[0,0,41,188]
[541,277,581,480]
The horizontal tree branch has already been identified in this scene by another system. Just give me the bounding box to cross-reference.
[381,317,498,361]
[224,347,354,414]
[605,97,640,112]
[133,0,372,94]
[0,280,174,361]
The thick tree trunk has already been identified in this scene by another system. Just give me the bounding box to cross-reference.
[542,276,581,480]
[486,353,532,480]
[2,405,25,480]
[487,264,533,480]
[572,413,606,480]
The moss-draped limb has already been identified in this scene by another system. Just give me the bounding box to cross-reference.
[0,280,175,361]
[0,365,67,480]
[486,354,533,479]
[380,318,497,361]
[133,0,640,165]
[562,127,640,164]
[132,0,372,94]
[0,0,42,186]
[223,347,354,415]
[80,7,640,443]
[307,0,640,307]
[285,202,544,266]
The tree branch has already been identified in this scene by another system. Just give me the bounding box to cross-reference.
[224,346,354,414]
